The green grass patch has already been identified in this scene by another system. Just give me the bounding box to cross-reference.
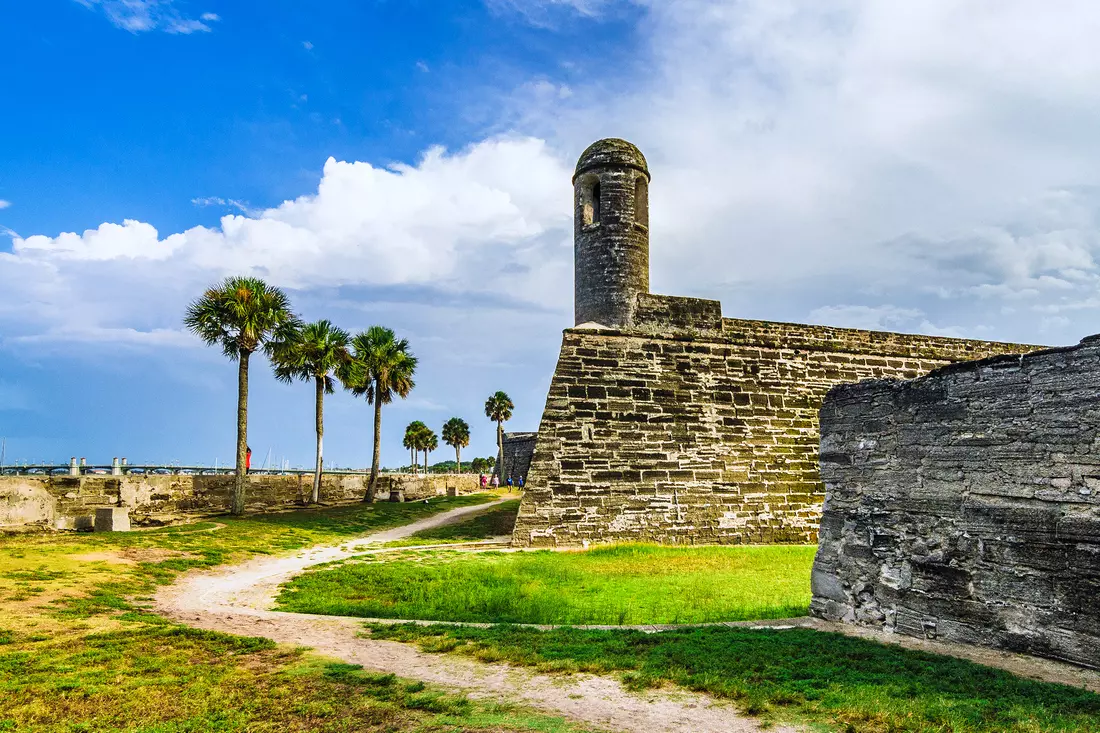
[0,495,593,732]
[383,500,521,547]
[276,543,815,624]
[369,623,1100,732]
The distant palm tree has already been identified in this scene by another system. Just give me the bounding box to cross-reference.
[341,327,417,501]
[269,320,351,504]
[404,420,428,475]
[484,391,514,483]
[403,423,418,474]
[184,277,298,515]
[422,428,439,475]
[441,418,470,473]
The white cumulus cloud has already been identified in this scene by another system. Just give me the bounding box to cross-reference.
[2,138,573,346]
[495,0,1100,345]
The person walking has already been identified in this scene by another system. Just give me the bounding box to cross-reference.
[518,476,525,489]
[246,446,252,475]
[491,474,499,488]
[506,476,514,488]
[479,473,487,488]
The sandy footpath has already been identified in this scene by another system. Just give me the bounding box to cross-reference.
[155,500,789,733]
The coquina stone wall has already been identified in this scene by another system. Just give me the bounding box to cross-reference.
[0,473,481,530]
[500,432,537,484]
[811,338,1100,669]
[513,299,1039,547]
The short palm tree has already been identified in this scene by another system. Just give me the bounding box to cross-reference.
[484,391,514,483]
[269,320,351,504]
[422,427,439,475]
[404,420,428,475]
[441,417,470,473]
[183,277,298,515]
[341,327,418,501]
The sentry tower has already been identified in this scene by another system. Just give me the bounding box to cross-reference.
[573,138,651,328]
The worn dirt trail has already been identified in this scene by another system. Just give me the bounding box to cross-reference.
[155,501,788,733]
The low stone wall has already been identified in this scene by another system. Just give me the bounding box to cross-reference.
[0,473,481,529]
[811,337,1100,669]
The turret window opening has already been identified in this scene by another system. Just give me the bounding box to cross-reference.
[634,176,649,229]
[581,177,601,226]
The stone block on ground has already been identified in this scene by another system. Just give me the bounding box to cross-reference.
[94,507,130,532]
[388,489,405,503]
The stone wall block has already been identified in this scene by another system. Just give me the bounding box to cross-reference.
[811,333,1100,668]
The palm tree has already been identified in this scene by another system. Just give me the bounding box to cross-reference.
[422,428,438,474]
[183,277,298,515]
[341,327,418,501]
[441,418,470,473]
[403,422,419,474]
[404,420,429,474]
[269,320,351,504]
[484,391,514,483]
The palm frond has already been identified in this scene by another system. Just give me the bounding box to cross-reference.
[184,276,299,359]
[484,391,515,423]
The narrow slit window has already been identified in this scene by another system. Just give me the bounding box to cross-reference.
[581,179,601,226]
[634,176,649,228]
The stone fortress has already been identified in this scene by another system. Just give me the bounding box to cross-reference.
[811,340,1100,668]
[512,138,1042,547]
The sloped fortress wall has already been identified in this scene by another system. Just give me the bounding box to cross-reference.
[513,305,1035,546]
[513,138,1041,547]
[811,339,1100,669]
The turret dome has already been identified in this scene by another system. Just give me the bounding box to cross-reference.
[573,138,649,182]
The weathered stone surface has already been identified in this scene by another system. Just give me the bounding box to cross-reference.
[810,339,1100,669]
[573,138,650,329]
[514,316,1036,547]
[500,432,537,484]
[1,473,480,529]
[0,479,56,526]
[94,507,130,532]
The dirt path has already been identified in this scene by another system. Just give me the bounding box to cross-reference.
[155,501,787,733]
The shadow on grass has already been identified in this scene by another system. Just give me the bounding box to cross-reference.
[368,623,1100,732]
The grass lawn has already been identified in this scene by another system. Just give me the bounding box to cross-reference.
[368,623,1100,733]
[382,499,521,547]
[0,494,593,733]
[275,543,816,625]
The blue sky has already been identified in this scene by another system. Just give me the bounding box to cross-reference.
[4,1,1100,468]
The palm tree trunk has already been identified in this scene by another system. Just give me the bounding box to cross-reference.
[497,420,504,486]
[233,349,250,516]
[313,376,323,504]
[366,384,382,503]
[455,446,461,474]
[424,449,428,475]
